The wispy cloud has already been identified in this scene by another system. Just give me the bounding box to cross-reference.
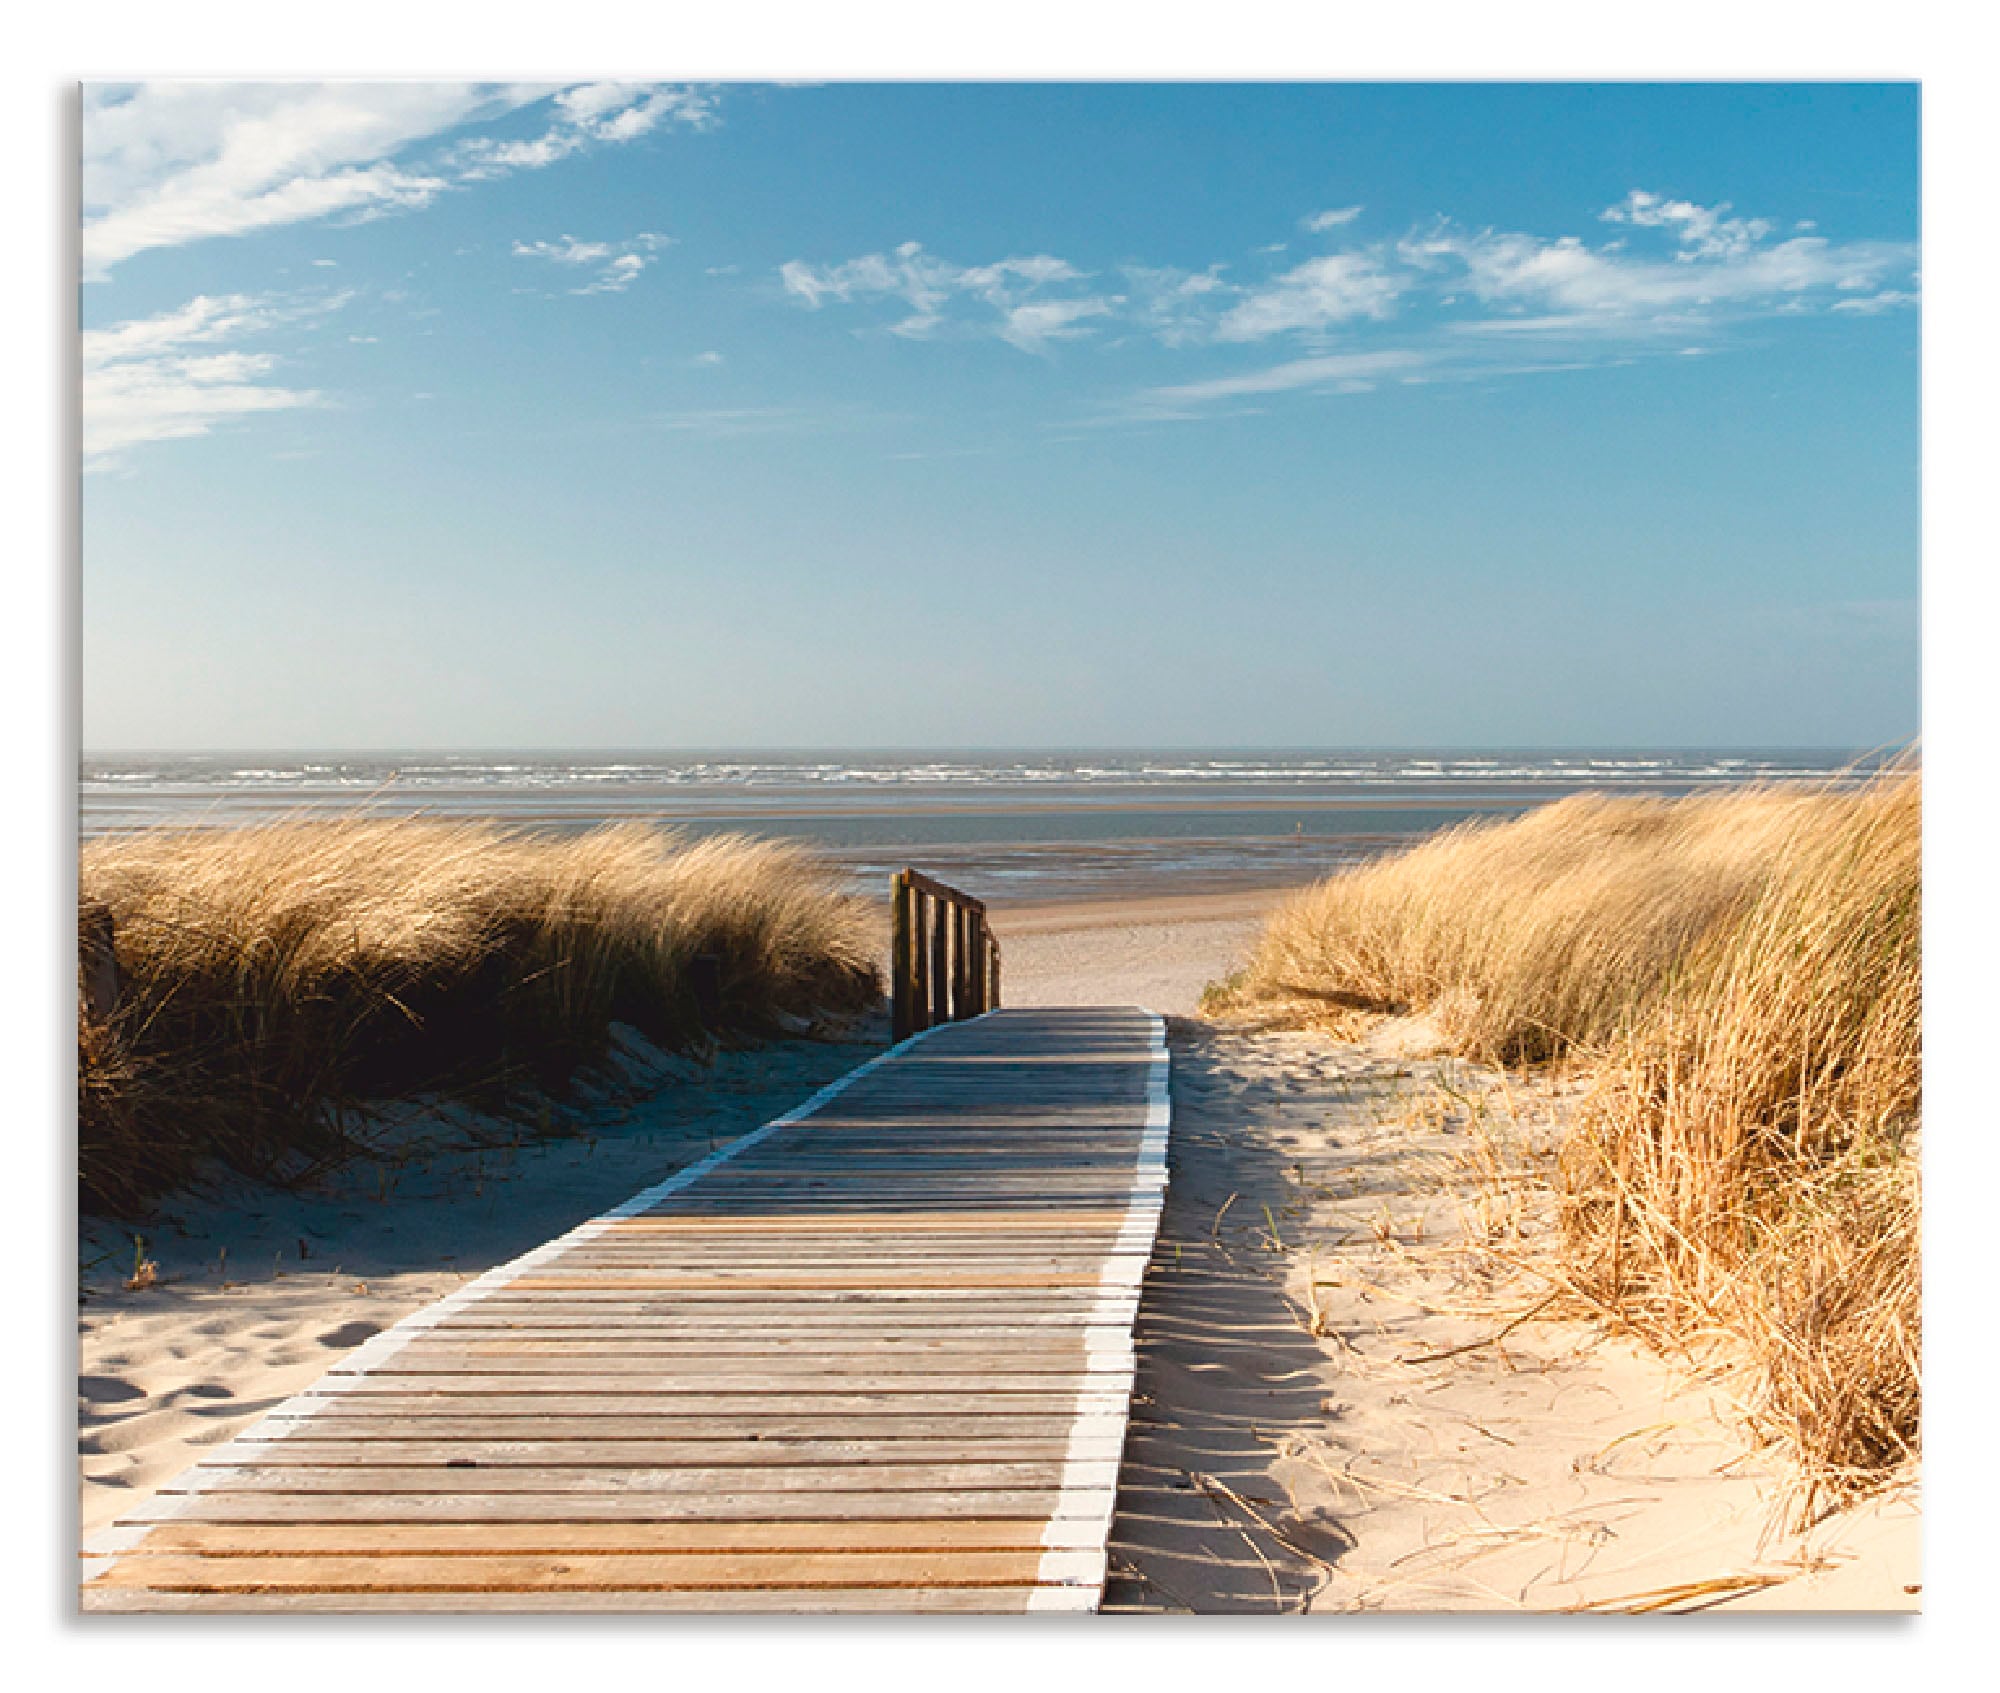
[1134,349,1429,412]
[781,242,1107,349]
[781,190,1915,389]
[448,83,715,180]
[82,82,715,278]
[1400,203,1913,322]
[1302,205,1363,233]
[82,291,344,466]
[513,231,671,295]
[1214,252,1404,341]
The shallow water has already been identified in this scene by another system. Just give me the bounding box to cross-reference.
[78,747,1886,904]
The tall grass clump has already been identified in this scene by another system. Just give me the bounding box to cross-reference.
[1228,769,1920,1505]
[77,818,881,1216]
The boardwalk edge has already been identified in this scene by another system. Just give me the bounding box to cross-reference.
[1027,1009,1170,1612]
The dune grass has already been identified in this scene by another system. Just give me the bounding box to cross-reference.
[1220,770,1920,1508]
[77,818,882,1216]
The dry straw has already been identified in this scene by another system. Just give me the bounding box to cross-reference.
[1226,766,1920,1507]
[77,818,881,1215]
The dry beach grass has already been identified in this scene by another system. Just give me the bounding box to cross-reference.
[1217,769,1921,1511]
[77,818,881,1216]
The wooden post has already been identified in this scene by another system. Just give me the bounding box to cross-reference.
[928,890,949,1029]
[892,869,999,1029]
[950,903,970,1019]
[891,872,915,1041]
[965,910,985,1014]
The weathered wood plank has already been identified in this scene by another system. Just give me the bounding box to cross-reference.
[198,1437,1100,1467]
[260,1415,1092,1442]
[82,1585,1061,1614]
[261,1393,1115,1421]
[89,1549,1095,1592]
[168,1460,1107,1494]
[119,1519,1073,1556]
[84,1007,1168,1614]
[116,1488,1107,1525]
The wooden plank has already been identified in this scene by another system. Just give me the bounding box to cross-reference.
[898,868,986,912]
[328,1366,1130,1387]
[119,1519,1069,1556]
[379,1340,1111,1363]
[500,1274,1110,1291]
[82,1585,1058,1614]
[262,1394,1115,1422]
[261,1416,1091,1442]
[166,1460,1096,1494]
[201,1438,1094,1467]
[602,1210,1129,1229]
[422,1317,1127,1337]
[116,1488,1104,1525]
[83,1007,1167,1616]
[88,1548,1077,1592]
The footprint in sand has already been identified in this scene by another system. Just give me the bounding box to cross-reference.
[317,1320,382,1349]
[77,1375,145,1405]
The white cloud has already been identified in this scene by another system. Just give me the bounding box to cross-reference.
[514,236,615,265]
[692,351,726,366]
[1215,253,1404,341]
[1600,189,1771,261]
[1000,298,1112,353]
[1134,349,1429,410]
[781,190,1915,425]
[1302,206,1363,233]
[513,231,671,295]
[781,242,1107,350]
[1405,206,1914,322]
[1829,289,1920,315]
[82,291,339,465]
[82,82,715,277]
[1122,265,1232,347]
[451,84,715,180]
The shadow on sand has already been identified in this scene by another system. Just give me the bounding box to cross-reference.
[1102,1019,1358,1613]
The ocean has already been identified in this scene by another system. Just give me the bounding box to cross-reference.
[77,749,1887,906]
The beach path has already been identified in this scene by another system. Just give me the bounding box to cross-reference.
[80,1007,1169,1614]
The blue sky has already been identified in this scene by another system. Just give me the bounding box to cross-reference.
[79,81,1920,751]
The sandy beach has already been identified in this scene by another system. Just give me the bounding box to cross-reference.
[1103,1012,1919,1611]
[77,885,1916,1609]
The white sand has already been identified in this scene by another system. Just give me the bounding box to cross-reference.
[78,891,1918,1610]
[994,890,1278,1016]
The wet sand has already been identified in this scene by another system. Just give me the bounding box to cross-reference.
[992,890,1280,1016]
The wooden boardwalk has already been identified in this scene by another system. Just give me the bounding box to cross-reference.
[81,1006,1169,1613]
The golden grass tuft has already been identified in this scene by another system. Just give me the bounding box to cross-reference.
[1223,769,1920,1506]
[77,817,882,1215]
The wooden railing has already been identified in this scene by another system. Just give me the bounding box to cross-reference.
[890,869,1000,1040]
